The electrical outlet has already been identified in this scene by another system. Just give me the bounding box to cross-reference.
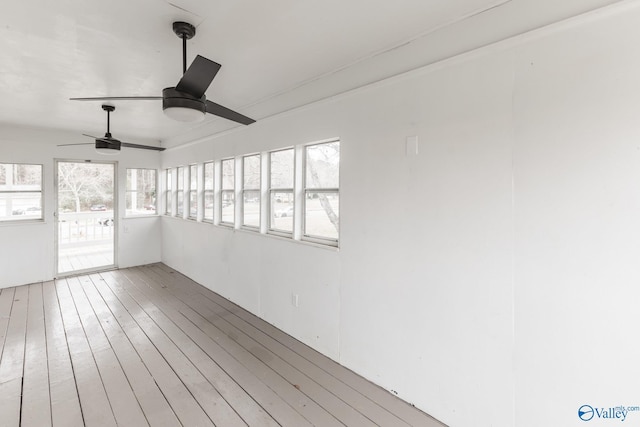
[291,293,299,307]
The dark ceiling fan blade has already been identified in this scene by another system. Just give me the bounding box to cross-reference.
[82,133,100,139]
[57,143,93,147]
[175,55,221,98]
[205,100,255,125]
[70,96,162,101]
[121,142,166,151]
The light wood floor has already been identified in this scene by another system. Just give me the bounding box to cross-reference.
[0,263,445,427]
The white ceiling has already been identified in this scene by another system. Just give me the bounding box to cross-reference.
[0,0,622,148]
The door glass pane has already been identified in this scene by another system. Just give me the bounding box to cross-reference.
[57,161,115,275]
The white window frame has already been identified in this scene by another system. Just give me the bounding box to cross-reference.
[187,164,198,220]
[176,166,184,218]
[302,139,340,246]
[220,158,235,227]
[0,162,44,222]
[165,168,173,216]
[125,168,157,217]
[241,153,260,230]
[268,148,295,237]
[203,161,214,222]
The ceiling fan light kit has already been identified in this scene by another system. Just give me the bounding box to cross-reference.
[70,21,255,126]
[162,87,206,122]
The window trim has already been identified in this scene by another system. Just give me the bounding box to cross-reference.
[203,161,214,223]
[165,168,173,216]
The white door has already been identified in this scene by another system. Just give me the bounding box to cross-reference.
[55,160,117,276]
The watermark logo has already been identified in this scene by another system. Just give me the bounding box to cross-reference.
[578,404,640,422]
[579,405,595,421]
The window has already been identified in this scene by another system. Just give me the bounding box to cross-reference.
[269,148,294,235]
[188,164,197,219]
[220,159,234,225]
[165,168,173,215]
[203,162,214,221]
[0,163,43,221]
[126,169,156,216]
[242,154,260,229]
[304,140,340,244]
[176,166,184,217]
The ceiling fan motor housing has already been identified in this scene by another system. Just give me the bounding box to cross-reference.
[162,87,206,120]
[96,139,121,151]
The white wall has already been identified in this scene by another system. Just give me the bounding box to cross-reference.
[160,4,640,427]
[0,126,162,288]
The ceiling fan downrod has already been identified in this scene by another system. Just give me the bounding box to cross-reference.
[172,21,196,75]
[102,104,115,138]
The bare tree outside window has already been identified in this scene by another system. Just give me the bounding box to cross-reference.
[58,162,113,213]
[304,141,339,242]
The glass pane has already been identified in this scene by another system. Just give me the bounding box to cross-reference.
[126,169,156,215]
[0,164,41,191]
[270,149,294,188]
[204,162,214,190]
[243,155,260,189]
[14,164,42,187]
[58,162,113,212]
[306,141,340,189]
[177,167,184,190]
[166,169,173,190]
[270,191,293,233]
[221,190,234,224]
[243,190,260,228]
[204,190,214,220]
[304,192,339,240]
[0,192,42,221]
[177,191,183,216]
[222,159,234,189]
[190,165,197,189]
[189,191,197,218]
[166,192,172,215]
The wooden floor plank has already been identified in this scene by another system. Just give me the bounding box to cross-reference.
[99,271,248,427]
[142,266,412,427]
[111,268,343,427]
[107,269,283,427]
[42,281,85,427]
[0,285,29,426]
[125,267,367,426]
[4,264,446,427]
[56,278,118,427]
[66,276,149,427]
[0,288,16,367]
[80,274,182,427]
[151,263,446,427]
[87,274,215,427]
[110,268,309,427]
[22,283,52,427]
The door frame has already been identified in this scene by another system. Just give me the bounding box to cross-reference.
[54,158,118,277]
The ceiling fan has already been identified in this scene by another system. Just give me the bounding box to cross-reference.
[59,104,165,154]
[70,21,255,125]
